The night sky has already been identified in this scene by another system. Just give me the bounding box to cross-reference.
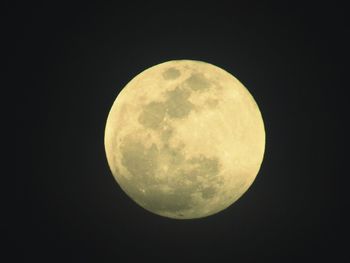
[12,2,347,262]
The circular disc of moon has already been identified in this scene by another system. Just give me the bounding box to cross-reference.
[104,60,265,219]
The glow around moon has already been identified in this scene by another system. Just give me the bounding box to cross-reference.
[104,60,265,219]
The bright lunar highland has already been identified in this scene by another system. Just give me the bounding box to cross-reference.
[104,60,265,219]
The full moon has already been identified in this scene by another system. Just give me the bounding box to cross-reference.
[104,60,265,219]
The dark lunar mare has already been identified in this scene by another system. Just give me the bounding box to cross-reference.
[119,71,223,216]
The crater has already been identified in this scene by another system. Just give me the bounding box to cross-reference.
[185,73,211,91]
[162,67,181,80]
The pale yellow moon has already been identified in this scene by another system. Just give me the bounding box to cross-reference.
[104,60,265,219]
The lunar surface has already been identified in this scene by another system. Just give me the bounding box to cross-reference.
[104,60,265,219]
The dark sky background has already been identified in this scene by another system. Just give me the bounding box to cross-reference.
[11,1,347,262]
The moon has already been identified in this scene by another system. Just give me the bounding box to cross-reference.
[104,60,265,219]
